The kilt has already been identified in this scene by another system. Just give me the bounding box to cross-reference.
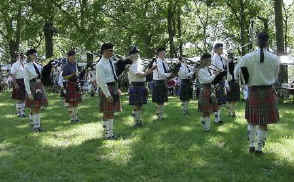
[65,81,82,106]
[180,79,193,101]
[129,82,148,106]
[215,81,227,105]
[198,84,218,114]
[245,86,279,125]
[25,80,48,109]
[99,83,121,113]
[152,80,168,104]
[12,79,26,100]
[226,80,240,102]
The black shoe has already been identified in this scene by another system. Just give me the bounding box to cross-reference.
[75,119,80,123]
[255,150,263,155]
[33,127,43,132]
[104,135,118,140]
[218,120,223,124]
[249,147,255,153]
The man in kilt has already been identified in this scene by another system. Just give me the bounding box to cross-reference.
[198,53,220,131]
[226,53,240,117]
[212,43,227,124]
[62,50,82,123]
[128,46,155,127]
[10,52,26,118]
[152,48,172,120]
[96,43,122,140]
[178,57,195,115]
[24,49,48,132]
[234,32,280,154]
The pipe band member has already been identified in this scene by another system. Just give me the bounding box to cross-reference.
[178,57,195,115]
[11,52,26,118]
[212,43,227,124]
[152,47,172,120]
[24,49,48,132]
[198,53,220,131]
[96,43,122,140]
[62,50,82,123]
[234,32,280,155]
[128,46,155,127]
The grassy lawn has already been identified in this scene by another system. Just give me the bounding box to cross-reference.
[0,92,294,182]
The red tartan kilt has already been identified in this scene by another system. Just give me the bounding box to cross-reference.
[245,86,279,125]
[198,86,218,114]
[65,81,82,106]
[12,79,26,100]
[99,86,121,113]
[25,81,48,109]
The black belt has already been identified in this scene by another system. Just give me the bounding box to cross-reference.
[131,82,145,87]
[250,85,272,89]
[154,80,166,84]
[107,82,116,86]
[181,79,191,82]
[201,83,211,87]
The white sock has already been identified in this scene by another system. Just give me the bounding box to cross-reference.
[109,119,114,137]
[257,127,267,151]
[214,112,219,123]
[248,124,256,148]
[134,111,139,122]
[29,114,32,121]
[73,107,78,120]
[16,104,21,115]
[217,110,221,121]
[205,117,211,131]
[33,114,40,129]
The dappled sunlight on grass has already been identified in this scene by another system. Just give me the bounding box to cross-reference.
[0,92,294,181]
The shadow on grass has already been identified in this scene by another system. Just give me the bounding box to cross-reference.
[0,92,294,182]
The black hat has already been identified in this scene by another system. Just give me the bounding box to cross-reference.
[101,43,113,53]
[26,49,37,56]
[128,46,140,55]
[157,47,166,54]
[213,43,223,49]
[256,32,269,42]
[67,50,76,57]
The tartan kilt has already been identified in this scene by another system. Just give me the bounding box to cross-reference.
[198,85,218,114]
[152,80,168,104]
[180,79,193,101]
[245,86,279,125]
[65,81,82,106]
[226,80,240,102]
[129,85,148,106]
[99,85,122,113]
[25,80,48,109]
[215,81,227,105]
[12,79,26,100]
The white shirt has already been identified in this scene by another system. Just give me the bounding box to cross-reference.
[58,71,64,87]
[212,54,227,71]
[96,56,118,97]
[198,67,216,84]
[128,61,146,83]
[234,49,280,86]
[10,60,25,79]
[178,63,194,79]
[24,62,42,95]
[153,58,171,80]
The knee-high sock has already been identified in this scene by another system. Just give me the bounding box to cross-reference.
[33,114,40,129]
[248,124,256,148]
[134,111,140,123]
[109,119,114,137]
[16,104,21,115]
[257,126,267,151]
[20,103,25,115]
[205,117,210,131]
[68,107,74,120]
[73,107,78,120]
[214,110,221,122]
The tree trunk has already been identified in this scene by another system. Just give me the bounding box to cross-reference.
[239,0,247,56]
[167,2,175,58]
[274,0,285,54]
[177,6,183,57]
[43,20,54,58]
[274,0,287,83]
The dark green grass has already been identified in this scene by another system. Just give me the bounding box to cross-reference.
[0,92,293,182]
